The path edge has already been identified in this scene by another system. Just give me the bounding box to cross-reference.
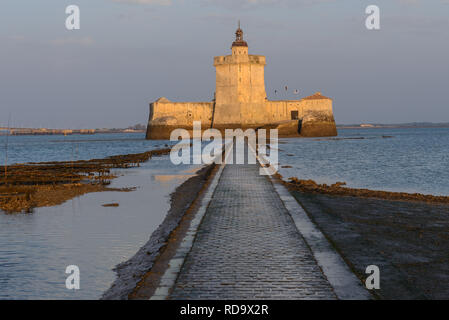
[149,144,232,300]
[269,175,373,300]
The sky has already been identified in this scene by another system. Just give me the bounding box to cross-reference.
[0,0,448,128]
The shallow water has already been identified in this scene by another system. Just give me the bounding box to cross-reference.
[0,155,202,299]
[1,129,448,299]
[6,130,447,197]
[278,127,449,196]
[2,132,172,165]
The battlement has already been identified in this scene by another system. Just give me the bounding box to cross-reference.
[213,55,266,66]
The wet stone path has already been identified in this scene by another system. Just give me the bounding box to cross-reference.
[169,163,337,299]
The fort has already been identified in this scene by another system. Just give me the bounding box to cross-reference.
[146,25,337,139]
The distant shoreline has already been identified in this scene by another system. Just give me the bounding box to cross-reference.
[0,129,145,136]
[337,122,449,129]
[2,123,449,136]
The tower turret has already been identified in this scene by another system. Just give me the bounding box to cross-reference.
[231,21,248,56]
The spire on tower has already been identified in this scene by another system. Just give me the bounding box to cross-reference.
[232,21,248,48]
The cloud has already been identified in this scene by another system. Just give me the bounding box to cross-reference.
[380,15,449,36]
[110,0,172,4]
[8,35,26,42]
[397,0,449,4]
[199,12,286,29]
[397,0,419,4]
[198,0,335,10]
[50,37,95,46]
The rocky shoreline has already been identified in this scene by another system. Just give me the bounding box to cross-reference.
[0,148,171,213]
[286,177,449,204]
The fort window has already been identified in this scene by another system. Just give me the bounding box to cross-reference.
[291,110,299,120]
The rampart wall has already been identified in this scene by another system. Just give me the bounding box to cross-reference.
[146,94,337,139]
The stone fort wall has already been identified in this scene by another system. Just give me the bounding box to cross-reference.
[145,93,336,139]
[146,98,214,139]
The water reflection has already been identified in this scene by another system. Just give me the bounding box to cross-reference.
[0,156,202,299]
